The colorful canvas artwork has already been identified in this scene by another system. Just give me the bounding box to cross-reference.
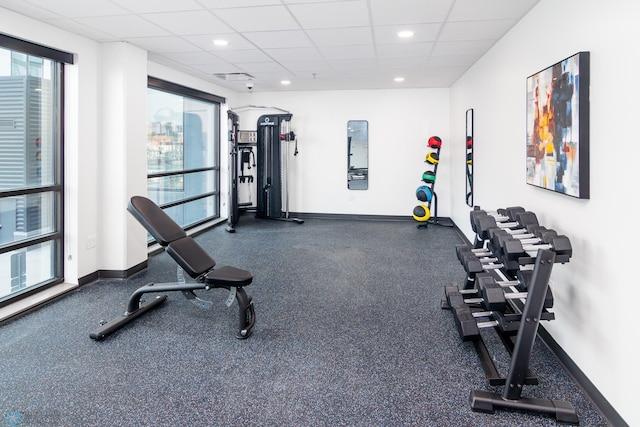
[526,52,590,199]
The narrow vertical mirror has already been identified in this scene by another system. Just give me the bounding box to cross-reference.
[347,120,368,190]
[466,109,474,206]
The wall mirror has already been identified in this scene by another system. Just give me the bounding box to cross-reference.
[347,120,368,190]
[465,109,474,206]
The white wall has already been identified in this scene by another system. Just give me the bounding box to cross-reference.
[449,1,639,424]
[0,7,101,284]
[233,88,450,218]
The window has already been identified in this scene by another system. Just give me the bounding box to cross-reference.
[0,34,72,304]
[147,78,224,239]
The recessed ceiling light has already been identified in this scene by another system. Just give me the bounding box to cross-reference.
[394,77,405,82]
[281,80,291,85]
[213,39,229,46]
[397,30,414,38]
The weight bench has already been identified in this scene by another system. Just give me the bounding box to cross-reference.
[90,196,255,340]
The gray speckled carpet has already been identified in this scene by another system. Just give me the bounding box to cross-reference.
[0,216,608,426]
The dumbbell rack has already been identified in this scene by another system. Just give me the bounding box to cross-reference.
[443,209,579,424]
[415,136,453,228]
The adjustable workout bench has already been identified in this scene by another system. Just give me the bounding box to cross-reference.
[90,196,255,340]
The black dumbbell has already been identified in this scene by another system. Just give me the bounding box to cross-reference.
[451,303,498,340]
[488,227,555,259]
[469,206,527,229]
[471,206,526,223]
[460,254,504,274]
[476,274,553,311]
[446,276,553,312]
[502,234,572,262]
[456,244,495,264]
[472,211,539,241]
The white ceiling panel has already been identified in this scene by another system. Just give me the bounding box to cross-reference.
[449,0,542,21]
[212,48,274,64]
[182,33,257,51]
[369,0,454,25]
[373,23,442,44]
[199,0,282,9]
[243,30,314,49]
[318,44,375,60]
[306,27,373,47]
[20,0,129,18]
[440,19,518,42]
[41,18,119,41]
[432,40,497,56]
[212,5,300,32]
[0,0,542,92]
[0,0,61,20]
[73,15,171,38]
[376,42,435,59]
[288,1,370,29]
[126,36,201,54]
[278,60,332,71]
[141,11,233,36]
[111,0,204,14]
[263,47,324,62]
[160,51,226,65]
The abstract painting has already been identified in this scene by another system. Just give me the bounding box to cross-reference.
[526,52,590,199]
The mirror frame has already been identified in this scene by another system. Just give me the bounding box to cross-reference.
[347,120,369,190]
[466,109,474,207]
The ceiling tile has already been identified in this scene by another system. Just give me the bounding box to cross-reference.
[212,48,274,63]
[373,23,441,44]
[15,0,129,18]
[428,53,482,67]
[449,0,540,21]
[141,11,233,35]
[263,47,324,62]
[125,36,202,53]
[278,60,332,72]
[41,18,119,41]
[369,0,453,25]
[74,15,171,38]
[377,56,428,67]
[182,34,257,51]
[439,19,518,42]
[190,62,243,74]
[238,61,290,72]
[288,1,369,29]
[431,40,496,56]
[199,0,281,8]
[110,0,204,14]
[243,30,314,49]
[0,0,62,20]
[159,51,225,65]
[318,44,375,60]
[376,42,434,59]
[212,5,300,32]
[306,27,373,47]
[329,58,377,70]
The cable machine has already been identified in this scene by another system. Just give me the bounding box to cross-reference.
[226,111,240,232]
[226,106,303,232]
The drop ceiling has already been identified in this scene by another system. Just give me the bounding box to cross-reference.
[0,0,541,92]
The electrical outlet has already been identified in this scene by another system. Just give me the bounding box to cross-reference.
[87,235,97,249]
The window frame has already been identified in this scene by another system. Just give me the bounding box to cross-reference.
[147,77,225,238]
[0,33,71,307]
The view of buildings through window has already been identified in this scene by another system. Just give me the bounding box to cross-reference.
[0,45,63,303]
[147,83,220,238]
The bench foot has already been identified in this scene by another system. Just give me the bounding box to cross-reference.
[90,295,167,341]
